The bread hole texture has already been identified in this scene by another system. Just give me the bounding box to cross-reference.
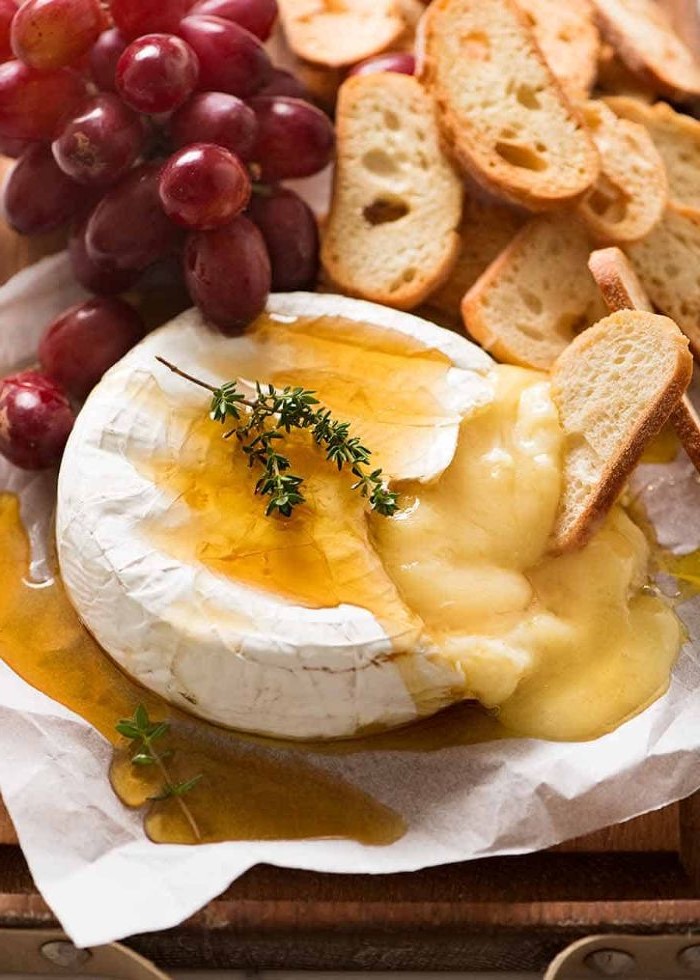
[495,141,548,171]
[363,196,410,225]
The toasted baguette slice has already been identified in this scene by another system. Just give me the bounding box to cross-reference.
[604,97,700,213]
[576,100,666,244]
[588,245,700,474]
[625,205,700,360]
[588,246,652,312]
[427,196,525,322]
[462,213,606,370]
[551,310,692,552]
[321,73,462,310]
[515,0,600,99]
[277,0,405,68]
[419,0,600,211]
[590,0,700,102]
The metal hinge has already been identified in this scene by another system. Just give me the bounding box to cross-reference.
[546,935,700,980]
[0,929,170,979]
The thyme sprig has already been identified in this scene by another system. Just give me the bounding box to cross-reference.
[116,705,202,841]
[156,356,399,519]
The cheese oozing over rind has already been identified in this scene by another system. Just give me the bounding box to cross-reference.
[57,293,682,741]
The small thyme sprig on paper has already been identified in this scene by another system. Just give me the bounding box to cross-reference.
[116,705,203,841]
[156,356,399,519]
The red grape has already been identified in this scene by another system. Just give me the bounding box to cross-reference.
[170,91,256,161]
[109,0,188,40]
[248,186,318,291]
[39,297,145,399]
[52,93,145,185]
[0,132,34,157]
[3,143,82,233]
[11,0,104,70]
[248,96,334,182]
[89,28,127,92]
[0,0,17,61]
[257,67,309,101]
[184,215,270,333]
[0,370,75,469]
[86,162,181,271]
[0,61,88,139]
[116,33,199,114]
[189,0,277,40]
[159,143,251,230]
[178,15,272,98]
[347,52,416,77]
[69,220,142,294]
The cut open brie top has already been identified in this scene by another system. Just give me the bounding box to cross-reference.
[57,293,681,740]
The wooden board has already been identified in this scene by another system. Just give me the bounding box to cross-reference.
[0,793,699,970]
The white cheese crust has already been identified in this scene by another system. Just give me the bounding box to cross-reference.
[57,294,495,740]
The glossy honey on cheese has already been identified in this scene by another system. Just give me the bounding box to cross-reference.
[132,314,683,742]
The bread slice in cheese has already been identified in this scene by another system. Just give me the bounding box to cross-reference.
[588,245,700,474]
[551,309,692,552]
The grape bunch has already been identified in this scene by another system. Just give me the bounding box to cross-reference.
[0,0,336,469]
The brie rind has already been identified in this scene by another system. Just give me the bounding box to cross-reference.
[57,294,495,739]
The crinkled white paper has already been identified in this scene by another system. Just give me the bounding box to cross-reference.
[0,254,699,949]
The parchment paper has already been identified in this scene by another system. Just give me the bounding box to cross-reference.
[0,253,699,948]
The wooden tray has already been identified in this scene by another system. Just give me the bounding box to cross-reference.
[1,794,699,972]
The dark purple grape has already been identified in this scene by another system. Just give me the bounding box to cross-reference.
[3,143,82,233]
[248,96,334,181]
[184,214,270,333]
[39,297,145,399]
[159,142,251,230]
[0,370,75,469]
[178,15,272,98]
[69,220,142,294]
[248,186,318,291]
[169,91,256,161]
[188,0,277,40]
[347,52,416,77]
[116,33,199,114]
[86,161,181,271]
[52,93,145,185]
[89,28,127,92]
[256,67,309,101]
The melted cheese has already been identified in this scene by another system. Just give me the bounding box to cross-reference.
[56,294,682,741]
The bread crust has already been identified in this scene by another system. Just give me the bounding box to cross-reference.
[587,246,653,312]
[515,0,599,99]
[670,398,700,472]
[419,0,600,211]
